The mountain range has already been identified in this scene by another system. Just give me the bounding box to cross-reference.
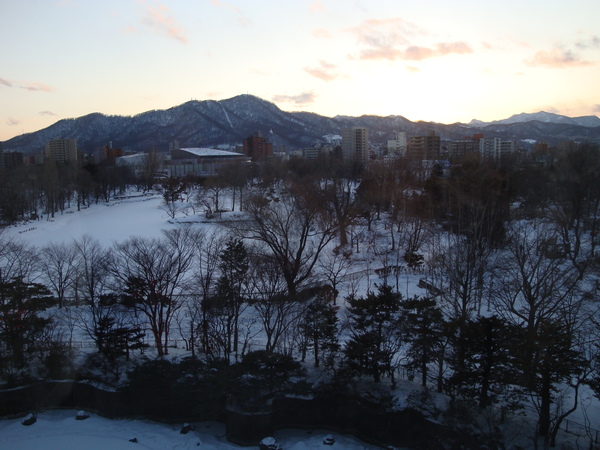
[3,94,600,155]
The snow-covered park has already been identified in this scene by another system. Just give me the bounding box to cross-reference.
[2,188,600,449]
[3,192,178,247]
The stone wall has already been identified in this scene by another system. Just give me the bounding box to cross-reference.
[1,382,440,447]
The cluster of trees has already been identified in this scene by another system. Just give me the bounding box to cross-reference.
[0,161,134,224]
[1,144,600,447]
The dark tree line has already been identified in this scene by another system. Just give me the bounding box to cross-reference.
[0,161,134,225]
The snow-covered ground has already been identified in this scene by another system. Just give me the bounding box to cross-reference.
[2,191,600,448]
[3,193,177,247]
[0,410,380,450]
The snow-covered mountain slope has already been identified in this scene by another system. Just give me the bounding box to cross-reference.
[3,95,600,154]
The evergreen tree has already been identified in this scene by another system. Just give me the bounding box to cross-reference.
[400,296,445,389]
[448,315,520,407]
[0,277,55,369]
[299,293,340,369]
[344,284,402,383]
[214,238,249,360]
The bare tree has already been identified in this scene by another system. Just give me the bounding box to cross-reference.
[236,182,337,296]
[248,256,303,353]
[546,145,600,279]
[190,229,226,358]
[0,238,38,284]
[112,228,197,356]
[39,242,78,308]
[72,235,112,307]
[317,248,352,305]
[491,221,588,441]
[139,151,163,193]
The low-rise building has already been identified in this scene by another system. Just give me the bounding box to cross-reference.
[167,147,250,177]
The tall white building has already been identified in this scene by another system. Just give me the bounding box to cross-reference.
[479,138,516,160]
[387,131,407,158]
[341,127,369,163]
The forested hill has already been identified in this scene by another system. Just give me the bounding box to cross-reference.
[4,94,600,154]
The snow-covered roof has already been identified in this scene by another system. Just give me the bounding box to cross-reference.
[177,147,245,158]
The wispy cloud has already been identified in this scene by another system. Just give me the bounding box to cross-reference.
[309,1,326,14]
[139,1,188,43]
[0,76,55,92]
[312,28,332,39]
[272,91,317,106]
[576,36,600,49]
[209,0,250,26]
[347,18,420,60]
[526,47,593,68]
[360,41,472,61]
[19,81,55,92]
[39,110,57,116]
[6,117,21,126]
[304,60,343,81]
[250,67,270,76]
[347,18,471,61]
[593,104,600,114]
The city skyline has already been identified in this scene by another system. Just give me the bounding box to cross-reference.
[1,0,599,142]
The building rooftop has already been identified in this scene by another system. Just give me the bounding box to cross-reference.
[178,147,243,158]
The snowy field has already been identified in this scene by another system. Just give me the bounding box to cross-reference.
[0,410,381,450]
[2,193,178,247]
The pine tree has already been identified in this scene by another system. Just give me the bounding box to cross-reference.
[0,277,55,368]
[400,296,445,389]
[344,284,402,383]
[299,293,339,369]
[214,238,249,360]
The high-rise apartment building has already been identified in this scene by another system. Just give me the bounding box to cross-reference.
[45,138,78,164]
[341,127,369,163]
[387,131,407,158]
[479,138,516,160]
[448,134,484,160]
[408,131,440,160]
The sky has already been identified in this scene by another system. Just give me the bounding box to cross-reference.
[1,0,599,142]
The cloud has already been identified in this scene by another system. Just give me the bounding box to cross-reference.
[347,18,421,60]
[209,0,250,26]
[303,60,341,81]
[526,47,592,68]
[6,117,21,126]
[406,66,420,73]
[1,76,55,92]
[435,41,472,56]
[39,110,57,116]
[19,82,55,92]
[313,28,332,39]
[593,104,600,113]
[347,18,471,61]
[309,1,326,14]
[140,1,188,43]
[272,91,317,106]
[576,36,600,49]
[359,41,472,61]
[401,45,434,61]
[249,67,270,76]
